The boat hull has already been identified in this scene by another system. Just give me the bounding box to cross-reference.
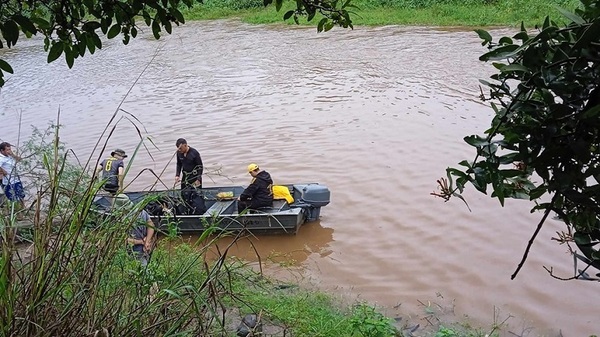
[92,183,329,235]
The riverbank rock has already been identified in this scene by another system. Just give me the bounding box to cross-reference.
[236,313,263,336]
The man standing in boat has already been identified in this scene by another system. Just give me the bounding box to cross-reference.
[96,148,127,195]
[175,138,205,214]
[175,138,203,189]
[238,163,273,214]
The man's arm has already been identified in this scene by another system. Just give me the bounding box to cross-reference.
[144,219,155,253]
[239,180,258,201]
[95,163,103,180]
[195,149,203,176]
[118,166,124,191]
[175,154,182,182]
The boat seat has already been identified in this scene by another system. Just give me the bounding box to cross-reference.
[206,200,236,216]
[250,199,289,213]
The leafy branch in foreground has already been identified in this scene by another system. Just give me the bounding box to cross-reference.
[0,0,354,87]
[436,0,600,280]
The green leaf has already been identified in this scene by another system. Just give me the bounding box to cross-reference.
[12,15,37,35]
[0,59,14,74]
[87,33,98,53]
[2,20,20,47]
[542,16,550,30]
[497,153,519,164]
[479,44,520,61]
[78,36,87,56]
[101,17,111,34]
[30,17,50,30]
[573,20,600,51]
[47,41,64,63]
[82,21,101,32]
[317,18,327,32]
[498,36,513,45]
[172,8,185,24]
[573,232,591,246]
[283,10,294,20]
[275,0,283,11]
[457,160,471,168]
[555,6,586,25]
[151,20,161,39]
[65,50,75,69]
[513,31,529,42]
[107,24,121,39]
[501,64,529,72]
[474,29,492,45]
[582,104,600,119]
[499,169,524,178]
[464,135,490,147]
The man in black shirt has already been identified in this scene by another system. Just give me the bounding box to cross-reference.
[175,138,203,189]
[175,138,206,215]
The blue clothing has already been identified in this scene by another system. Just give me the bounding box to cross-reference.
[3,181,25,202]
[130,210,150,253]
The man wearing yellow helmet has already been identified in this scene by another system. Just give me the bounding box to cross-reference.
[238,163,273,214]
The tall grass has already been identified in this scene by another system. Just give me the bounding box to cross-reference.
[0,120,243,335]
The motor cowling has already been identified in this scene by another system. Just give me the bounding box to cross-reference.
[300,184,331,207]
[296,184,330,222]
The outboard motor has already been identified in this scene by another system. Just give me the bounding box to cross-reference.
[299,184,331,222]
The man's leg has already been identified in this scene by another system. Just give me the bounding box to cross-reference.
[238,200,251,214]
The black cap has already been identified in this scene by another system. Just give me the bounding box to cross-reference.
[111,149,127,158]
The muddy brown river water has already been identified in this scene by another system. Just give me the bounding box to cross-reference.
[0,20,597,336]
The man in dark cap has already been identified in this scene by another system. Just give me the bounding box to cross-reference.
[96,148,127,194]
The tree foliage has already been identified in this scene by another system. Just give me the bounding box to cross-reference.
[0,0,355,87]
[439,0,600,280]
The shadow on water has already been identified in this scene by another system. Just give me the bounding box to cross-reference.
[165,221,335,265]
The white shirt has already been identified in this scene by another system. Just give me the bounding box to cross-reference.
[0,153,20,185]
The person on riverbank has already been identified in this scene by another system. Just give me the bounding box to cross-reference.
[0,142,26,211]
[0,166,6,208]
[175,138,205,214]
[237,163,273,214]
[96,148,127,195]
[114,193,155,267]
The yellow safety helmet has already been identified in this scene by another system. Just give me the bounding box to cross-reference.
[247,163,259,172]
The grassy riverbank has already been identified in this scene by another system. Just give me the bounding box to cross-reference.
[180,0,581,27]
